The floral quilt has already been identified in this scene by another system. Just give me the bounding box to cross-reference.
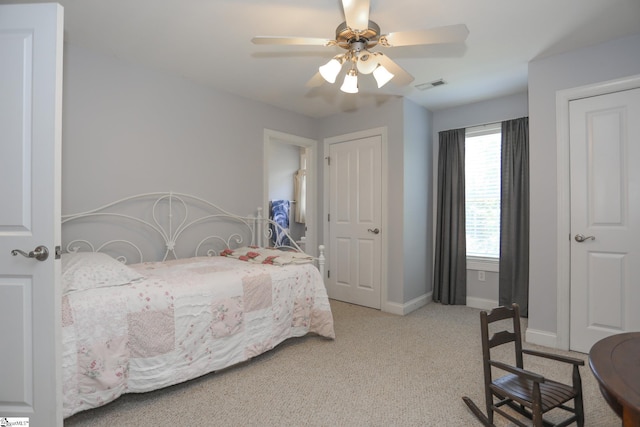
[61,256,335,418]
[219,246,314,265]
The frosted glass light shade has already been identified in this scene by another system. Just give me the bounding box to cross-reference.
[356,52,378,74]
[340,69,358,93]
[373,65,394,88]
[319,58,343,84]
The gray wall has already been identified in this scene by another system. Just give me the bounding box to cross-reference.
[432,92,529,135]
[402,99,432,302]
[62,44,316,217]
[316,97,433,307]
[61,31,640,325]
[317,98,405,304]
[527,33,640,335]
[62,44,434,311]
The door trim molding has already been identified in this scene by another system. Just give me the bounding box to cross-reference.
[555,73,640,350]
[323,127,389,311]
[263,129,318,258]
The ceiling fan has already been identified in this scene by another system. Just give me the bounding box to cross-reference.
[251,0,469,94]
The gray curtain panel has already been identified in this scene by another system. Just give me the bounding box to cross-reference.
[499,117,530,316]
[433,128,467,305]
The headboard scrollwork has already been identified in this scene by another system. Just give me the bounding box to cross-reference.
[62,192,260,263]
[61,192,324,277]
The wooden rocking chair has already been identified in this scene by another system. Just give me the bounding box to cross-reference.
[462,303,585,427]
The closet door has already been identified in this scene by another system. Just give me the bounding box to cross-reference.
[326,133,382,309]
[569,88,640,353]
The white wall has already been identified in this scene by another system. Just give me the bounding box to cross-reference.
[61,44,316,218]
[527,33,640,338]
[432,91,529,309]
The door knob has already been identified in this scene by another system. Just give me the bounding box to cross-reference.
[367,228,380,234]
[11,245,49,261]
[574,234,595,243]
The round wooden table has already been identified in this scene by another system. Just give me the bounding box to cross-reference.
[589,332,640,426]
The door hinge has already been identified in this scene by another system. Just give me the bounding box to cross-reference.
[55,245,61,260]
[327,269,330,278]
[328,213,330,222]
[325,156,331,166]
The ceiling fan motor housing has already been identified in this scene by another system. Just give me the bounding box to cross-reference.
[335,20,380,49]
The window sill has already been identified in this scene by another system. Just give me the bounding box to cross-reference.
[467,257,499,272]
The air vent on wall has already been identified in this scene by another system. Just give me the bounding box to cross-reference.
[415,79,446,91]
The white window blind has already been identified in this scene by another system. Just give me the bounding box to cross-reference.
[465,124,501,258]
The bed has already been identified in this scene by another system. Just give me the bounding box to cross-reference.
[60,192,335,418]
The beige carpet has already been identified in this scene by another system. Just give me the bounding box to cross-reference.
[64,300,619,426]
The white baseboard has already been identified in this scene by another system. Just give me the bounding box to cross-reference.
[384,292,431,315]
[525,327,558,349]
[462,300,560,350]
[466,297,498,311]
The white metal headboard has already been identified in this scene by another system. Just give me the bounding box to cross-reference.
[61,192,324,273]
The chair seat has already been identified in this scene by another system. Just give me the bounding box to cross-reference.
[464,305,584,426]
[491,374,579,412]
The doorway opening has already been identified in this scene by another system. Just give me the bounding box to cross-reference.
[263,129,318,257]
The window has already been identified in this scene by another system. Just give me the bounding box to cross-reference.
[465,124,501,260]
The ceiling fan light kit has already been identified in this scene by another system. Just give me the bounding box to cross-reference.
[356,50,379,74]
[319,55,345,84]
[319,38,396,92]
[373,64,394,88]
[252,0,468,94]
[340,68,359,93]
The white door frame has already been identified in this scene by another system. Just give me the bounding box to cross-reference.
[323,127,389,311]
[555,73,640,350]
[263,129,318,257]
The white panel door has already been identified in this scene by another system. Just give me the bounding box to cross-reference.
[0,4,63,425]
[569,88,640,353]
[326,135,382,309]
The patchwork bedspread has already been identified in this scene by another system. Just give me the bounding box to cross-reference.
[61,256,335,418]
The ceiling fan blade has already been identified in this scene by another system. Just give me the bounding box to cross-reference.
[305,72,326,88]
[251,36,333,47]
[382,24,469,47]
[341,0,370,31]
[374,53,414,86]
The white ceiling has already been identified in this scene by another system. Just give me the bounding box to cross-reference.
[5,0,640,118]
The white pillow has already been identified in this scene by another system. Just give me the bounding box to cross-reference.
[61,252,144,294]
